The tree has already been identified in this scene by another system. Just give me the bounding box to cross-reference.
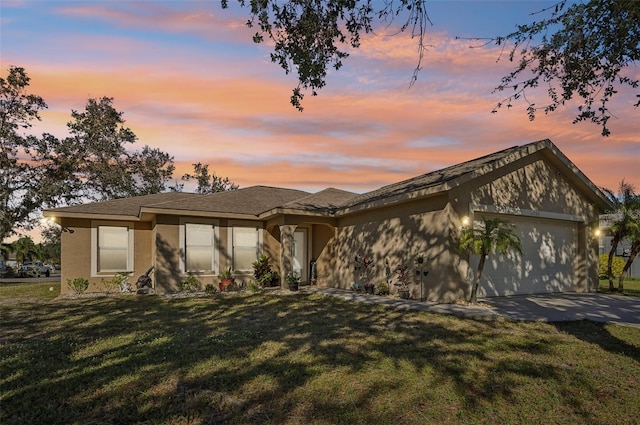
[491,0,640,136]
[40,224,62,264]
[181,162,238,194]
[619,218,640,291]
[224,0,430,111]
[11,236,37,265]
[0,66,176,240]
[226,1,638,134]
[59,97,175,201]
[459,217,522,303]
[602,180,639,291]
[0,242,14,261]
[1,66,54,241]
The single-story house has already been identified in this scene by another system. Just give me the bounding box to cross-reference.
[45,139,611,301]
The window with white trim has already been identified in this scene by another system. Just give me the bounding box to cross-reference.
[97,226,130,272]
[185,223,215,272]
[232,227,259,271]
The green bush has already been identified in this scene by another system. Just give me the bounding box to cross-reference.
[252,255,280,287]
[67,277,89,294]
[180,275,201,292]
[599,254,626,278]
[204,283,217,295]
[247,280,262,293]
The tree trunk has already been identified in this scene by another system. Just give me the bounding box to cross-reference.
[607,236,620,291]
[619,242,640,294]
[469,254,486,304]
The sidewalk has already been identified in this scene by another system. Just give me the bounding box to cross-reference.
[301,286,501,321]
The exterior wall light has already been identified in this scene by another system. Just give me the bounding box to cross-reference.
[461,216,470,228]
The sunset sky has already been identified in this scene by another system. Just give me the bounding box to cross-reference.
[2,0,639,195]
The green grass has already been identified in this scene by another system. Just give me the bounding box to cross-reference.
[0,281,61,300]
[599,277,640,297]
[2,285,640,424]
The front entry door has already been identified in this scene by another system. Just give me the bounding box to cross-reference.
[292,229,308,283]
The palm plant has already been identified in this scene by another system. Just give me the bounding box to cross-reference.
[618,216,640,291]
[459,217,522,303]
[11,236,37,265]
[602,180,639,291]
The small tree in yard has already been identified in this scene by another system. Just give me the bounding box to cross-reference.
[459,217,522,304]
[602,180,639,291]
[619,217,640,291]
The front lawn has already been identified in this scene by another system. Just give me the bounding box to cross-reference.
[599,278,640,297]
[2,287,640,424]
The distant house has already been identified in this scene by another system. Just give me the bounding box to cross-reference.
[45,139,611,301]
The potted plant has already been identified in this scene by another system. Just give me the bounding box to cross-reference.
[358,256,376,294]
[219,267,234,292]
[394,264,411,299]
[286,271,300,291]
[376,281,390,295]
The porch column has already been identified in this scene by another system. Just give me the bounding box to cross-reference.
[278,224,297,288]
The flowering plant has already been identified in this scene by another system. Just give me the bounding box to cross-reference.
[358,256,375,283]
[394,265,411,290]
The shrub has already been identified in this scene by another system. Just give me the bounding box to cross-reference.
[204,283,217,295]
[101,273,130,293]
[599,254,626,278]
[247,280,261,293]
[180,275,201,292]
[67,277,89,294]
[252,255,280,287]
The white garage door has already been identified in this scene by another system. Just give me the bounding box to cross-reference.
[472,214,578,297]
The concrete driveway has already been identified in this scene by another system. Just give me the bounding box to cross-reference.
[306,287,640,327]
[483,293,640,327]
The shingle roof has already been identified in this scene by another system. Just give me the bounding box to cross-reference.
[280,188,358,212]
[342,142,535,209]
[46,192,198,217]
[45,139,611,220]
[45,187,310,218]
[148,186,310,216]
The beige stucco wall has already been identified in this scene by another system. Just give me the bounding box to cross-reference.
[59,217,153,295]
[316,153,602,301]
[154,216,274,293]
[315,194,467,302]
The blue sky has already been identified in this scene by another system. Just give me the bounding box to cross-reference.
[1,0,638,194]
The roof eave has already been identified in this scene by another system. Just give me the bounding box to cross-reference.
[140,207,260,220]
[42,210,142,221]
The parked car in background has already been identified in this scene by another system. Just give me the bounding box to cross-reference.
[18,261,51,278]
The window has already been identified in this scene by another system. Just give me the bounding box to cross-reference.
[233,227,259,271]
[98,226,130,272]
[185,223,215,272]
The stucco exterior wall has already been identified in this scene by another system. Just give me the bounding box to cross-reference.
[59,217,152,295]
[60,218,92,295]
[316,194,466,302]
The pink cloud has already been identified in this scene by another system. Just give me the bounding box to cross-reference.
[5,17,637,196]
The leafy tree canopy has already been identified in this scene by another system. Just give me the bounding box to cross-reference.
[181,162,239,194]
[1,66,238,241]
[226,0,639,135]
[491,0,640,136]
[0,67,175,240]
